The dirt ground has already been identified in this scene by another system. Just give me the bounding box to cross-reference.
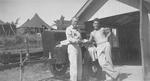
[0,62,142,81]
[0,63,54,81]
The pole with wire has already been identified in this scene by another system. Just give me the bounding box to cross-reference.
[20,50,23,81]
[25,38,30,59]
[19,38,30,81]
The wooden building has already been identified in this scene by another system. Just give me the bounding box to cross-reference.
[0,20,16,36]
[74,0,150,80]
[85,11,141,64]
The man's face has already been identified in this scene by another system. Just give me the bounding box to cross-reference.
[72,18,78,28]
[93,21,99,30]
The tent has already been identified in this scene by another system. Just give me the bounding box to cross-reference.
[20,19,30,27]
[20,13,51,34]
[0,20,16,36]
[17,19,30,34]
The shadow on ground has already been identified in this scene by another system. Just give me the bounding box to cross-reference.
[119,73,131,81]
[39,72,70,81]
[39,71,132,81]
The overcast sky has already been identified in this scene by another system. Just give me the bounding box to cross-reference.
[0,0,138,27]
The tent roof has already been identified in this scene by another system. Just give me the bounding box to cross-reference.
[19,19,30,28]
[20,13,51,28]
[0,20,5,24]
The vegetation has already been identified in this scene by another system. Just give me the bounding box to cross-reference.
[0,33,42,51]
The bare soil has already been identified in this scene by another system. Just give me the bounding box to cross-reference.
[0,63,54,81]
[0,61,142,81]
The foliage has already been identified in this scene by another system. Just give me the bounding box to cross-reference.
[0,33,42,50]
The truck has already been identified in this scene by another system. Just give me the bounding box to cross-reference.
[42,30,102,78]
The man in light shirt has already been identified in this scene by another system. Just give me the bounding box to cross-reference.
[86,18,120,81]
[65,17,82,81]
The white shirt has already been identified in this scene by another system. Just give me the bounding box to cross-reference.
[65,25,82,44]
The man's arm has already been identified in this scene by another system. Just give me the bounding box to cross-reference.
[104,28,111,39]
[88,33,94,43]
[82,32,94,44]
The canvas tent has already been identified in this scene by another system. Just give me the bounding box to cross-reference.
[17,19,30,34]
[0,20,16,36]
[20,19,30,27]
[20,13,51,34]
[74,0,150,80]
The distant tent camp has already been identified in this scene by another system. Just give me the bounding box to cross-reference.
[17,19,30,34]
[0,20,16,36]
[20,19,30,27]
[20,13,51,34]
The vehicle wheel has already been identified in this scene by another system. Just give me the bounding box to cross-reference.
[88,59,102,78]
[83,51,102,78]
[50,64,69,77]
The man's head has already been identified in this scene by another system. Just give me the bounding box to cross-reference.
[71,17,79,28]
[93,18,99,30]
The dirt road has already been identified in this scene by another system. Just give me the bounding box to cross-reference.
[0,62,142,81]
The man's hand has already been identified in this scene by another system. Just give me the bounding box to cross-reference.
[81,39,93,45]
[104,28,111,38]
[81,39,89,43]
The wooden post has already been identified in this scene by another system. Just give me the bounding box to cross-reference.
[9,24,16,35]
[139,0,150,81]
[42,25,45,32]
[2,25,7,36]
[25,38,30,59]
[35,28,37,34]
[39,27,41,33]
[20,50,23,81]
[8,30,10,36]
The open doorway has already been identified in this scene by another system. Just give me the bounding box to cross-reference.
[85,11,141,65]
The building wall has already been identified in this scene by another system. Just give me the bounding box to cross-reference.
[118,25,141,64]
[56,20,85,30]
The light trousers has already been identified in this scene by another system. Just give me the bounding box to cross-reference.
[97,42,119,80]
[68,44,82,81]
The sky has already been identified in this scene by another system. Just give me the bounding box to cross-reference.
[0,0,138,27]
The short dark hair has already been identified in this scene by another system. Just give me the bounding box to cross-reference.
[93,18,99,22]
